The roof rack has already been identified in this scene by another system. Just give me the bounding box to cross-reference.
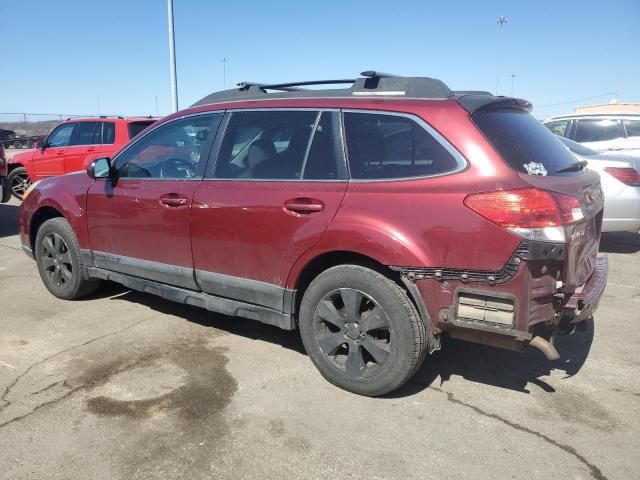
[191,70,454,107]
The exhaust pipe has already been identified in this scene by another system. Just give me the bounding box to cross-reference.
[530,336,560,360]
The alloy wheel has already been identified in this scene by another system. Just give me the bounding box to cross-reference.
[41,233,73,288]
[11,172,31,198]
[313,288,392,378]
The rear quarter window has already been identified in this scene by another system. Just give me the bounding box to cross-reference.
[128,121,156,140]
[574,119,624,142]
[343,112,464,180]
[473,110,581,176]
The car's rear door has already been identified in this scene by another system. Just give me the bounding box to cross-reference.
[33,122,76,179]
[573,118,626,153]
[190,109,348,311]
[86,113,223,289]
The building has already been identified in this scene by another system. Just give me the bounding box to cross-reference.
[574,102,640,114]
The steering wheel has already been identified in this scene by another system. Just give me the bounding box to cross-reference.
[160,157,197,178]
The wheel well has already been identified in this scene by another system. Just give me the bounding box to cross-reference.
[293,251,403,312]
[8,163,24,172]
[30,207,64,255]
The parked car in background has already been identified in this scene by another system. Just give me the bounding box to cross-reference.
[0,143,11,203]
[557,135,640,233]
[8,116,157,199]
[544,114,640,156]
[19,72,607,396]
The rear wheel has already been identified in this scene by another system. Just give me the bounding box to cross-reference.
[35,218,101,300]
[299,265,427,396]
[8,166,31,200]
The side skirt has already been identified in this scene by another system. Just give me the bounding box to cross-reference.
[86,266,295,331]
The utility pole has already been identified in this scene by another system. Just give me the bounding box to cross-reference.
[510,74,516,96]
[221,58,228,89]
[496,16,508,96]
[167,0,178,112]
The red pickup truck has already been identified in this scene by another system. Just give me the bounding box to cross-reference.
[8,116,157,199]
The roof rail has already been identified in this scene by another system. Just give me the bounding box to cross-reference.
[191,70,454,107]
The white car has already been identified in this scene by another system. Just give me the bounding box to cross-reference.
[558,136,640,233]
[544,114,640,156]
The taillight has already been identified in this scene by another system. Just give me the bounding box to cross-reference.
[604,167,640,187]
[464,188,583,243]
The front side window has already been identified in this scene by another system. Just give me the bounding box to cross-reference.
[623,119,640,138]
[544,120,569,137]
[69,122,100,146]
[47,123,75,148]
[344,112,462,180]
[215,110,321,180]
[574,119,623,142]
[114,114,221,179]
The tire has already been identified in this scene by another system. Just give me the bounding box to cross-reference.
[299,265,427,396]
[8,166,31,200]
[35,218,101,300]
[13,141,23,149]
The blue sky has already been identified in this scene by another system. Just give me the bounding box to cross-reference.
[1,0,638,119]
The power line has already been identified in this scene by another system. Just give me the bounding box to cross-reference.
[537,92,617,108]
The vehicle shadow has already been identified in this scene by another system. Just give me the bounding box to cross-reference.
[96,281,594,397]
[391,319,594,397]
[0,203,19,238]
[600,232,640,254]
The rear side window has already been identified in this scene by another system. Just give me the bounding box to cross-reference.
[214,110,346,180]
[343,112,462,180]
[574,119,624,142]
[102,122,116,144]
[69,122,100,146]
[623,120,640,138]
[128,121,155,140]
[473,110,579,176]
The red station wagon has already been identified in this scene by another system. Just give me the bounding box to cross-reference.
[18,72,608,396]
[8,116,157,199]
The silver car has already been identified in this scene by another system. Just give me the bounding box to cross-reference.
[558,136,640,233]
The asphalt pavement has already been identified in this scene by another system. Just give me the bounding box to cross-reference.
[1,197,639,480]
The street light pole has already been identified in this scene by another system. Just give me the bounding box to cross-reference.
[167,0,178,113]
[511,74,516,96]
[221,58,228,89]
[496,16,508,96]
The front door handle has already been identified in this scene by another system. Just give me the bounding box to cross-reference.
[284,198,324,214]
[160,193,189,207]
[87,147,96,152]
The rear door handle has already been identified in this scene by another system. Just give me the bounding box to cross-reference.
[56,150,65,155]
[284,198,324,214]
[160,193,189,207]
[87,147,96,152]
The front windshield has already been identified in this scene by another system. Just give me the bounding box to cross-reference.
[556,135,598,156]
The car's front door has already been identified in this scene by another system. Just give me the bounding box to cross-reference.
[86,113,223,289]
[33,122,76,179]
[190,110,348,311]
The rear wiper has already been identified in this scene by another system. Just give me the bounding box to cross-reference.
[556,160,588,173]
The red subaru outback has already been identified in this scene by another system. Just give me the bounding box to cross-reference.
[8,116,157,199]
[18,72,607,396]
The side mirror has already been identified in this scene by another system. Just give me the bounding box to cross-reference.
[87,157,113,179]
[34,140,44,150]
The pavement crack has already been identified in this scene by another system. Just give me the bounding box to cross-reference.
[0,352,155,429]
[432,387,608,480]
[0,317,152,414]
[0,244,22,252]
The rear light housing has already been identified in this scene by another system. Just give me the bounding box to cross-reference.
[464,188,584,243]
[604,167,640,187]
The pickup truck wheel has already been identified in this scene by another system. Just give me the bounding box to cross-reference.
[35,218,101,300]
[13,141,23,149]
[8,167,31,200]
[299,265,427,396]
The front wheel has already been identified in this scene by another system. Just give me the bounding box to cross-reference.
[35,218,101,300]
[8,166,31,200]
[299,265,428,396]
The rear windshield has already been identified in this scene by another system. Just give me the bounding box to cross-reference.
[128,121,155,139]
[473,110,580,176]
